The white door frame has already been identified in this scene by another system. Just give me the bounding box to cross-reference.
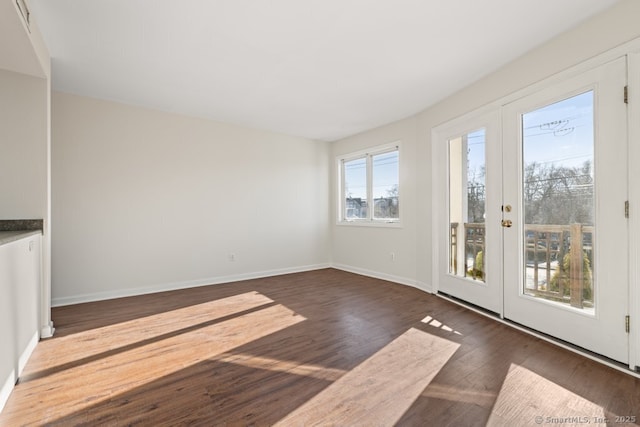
[627,52,640,371]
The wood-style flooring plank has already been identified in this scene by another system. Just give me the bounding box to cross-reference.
[1,268,639,426]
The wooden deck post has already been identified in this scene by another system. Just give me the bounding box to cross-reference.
[570,223,584,308]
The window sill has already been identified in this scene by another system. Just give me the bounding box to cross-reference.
[336,220,402,229]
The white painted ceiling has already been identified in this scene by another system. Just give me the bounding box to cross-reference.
[30,0,620,141]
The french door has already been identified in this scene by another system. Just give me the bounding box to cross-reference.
[503,57,628,363]
[435,111,503,314]
[436,56,629,363]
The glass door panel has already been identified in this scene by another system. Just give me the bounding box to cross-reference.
[521,91,595,312]
[449,130,486,282]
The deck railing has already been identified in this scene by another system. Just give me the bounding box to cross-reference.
[450,222,594,308]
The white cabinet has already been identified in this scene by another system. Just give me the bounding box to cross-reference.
[0,233,41,412]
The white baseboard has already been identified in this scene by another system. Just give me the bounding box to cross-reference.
[331,263,432,293]
[18,331,39,376]
[415,280,434,293]
[51,262,430,307]
[0,369,16,414]
[40,322,54,339]
[52,263,331,307]
[0,330,40,413]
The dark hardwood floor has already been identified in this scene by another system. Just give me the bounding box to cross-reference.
[1,268,639,426]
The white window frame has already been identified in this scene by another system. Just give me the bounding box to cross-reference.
[337,142,401,227]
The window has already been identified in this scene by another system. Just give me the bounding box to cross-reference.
[339,144,400,224]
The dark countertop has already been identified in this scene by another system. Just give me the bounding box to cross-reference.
[0,219,43,232]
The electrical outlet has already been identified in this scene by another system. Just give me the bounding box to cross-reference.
[228,253,236,262]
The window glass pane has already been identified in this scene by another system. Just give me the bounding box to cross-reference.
[522,91,594,311]
[449,130,486,281]
[372,150,399,219]
[467,130,486,224]
[344,157,368,219]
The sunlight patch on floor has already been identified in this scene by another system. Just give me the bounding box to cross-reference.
[488,363,606,425]
[275,327,460,426]
[421,315,463,335]
[421,383,497,407]
[6,302,305,425]
[216,353,346,381]
[27,291,275,373]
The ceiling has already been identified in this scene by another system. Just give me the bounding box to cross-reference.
[30,0,620,141]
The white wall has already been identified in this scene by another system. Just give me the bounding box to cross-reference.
[52,92,330,305]
[331,0,640,290]
[0,70,47,219]
[0,0,50,79]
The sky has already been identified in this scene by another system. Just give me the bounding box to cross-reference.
[466,90,594,181]
[522,90,593,169]
[344,151,399,200]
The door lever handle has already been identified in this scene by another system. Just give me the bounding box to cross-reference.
[501,219,513,228]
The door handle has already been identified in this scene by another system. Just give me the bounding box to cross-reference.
[501,219,513,228]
